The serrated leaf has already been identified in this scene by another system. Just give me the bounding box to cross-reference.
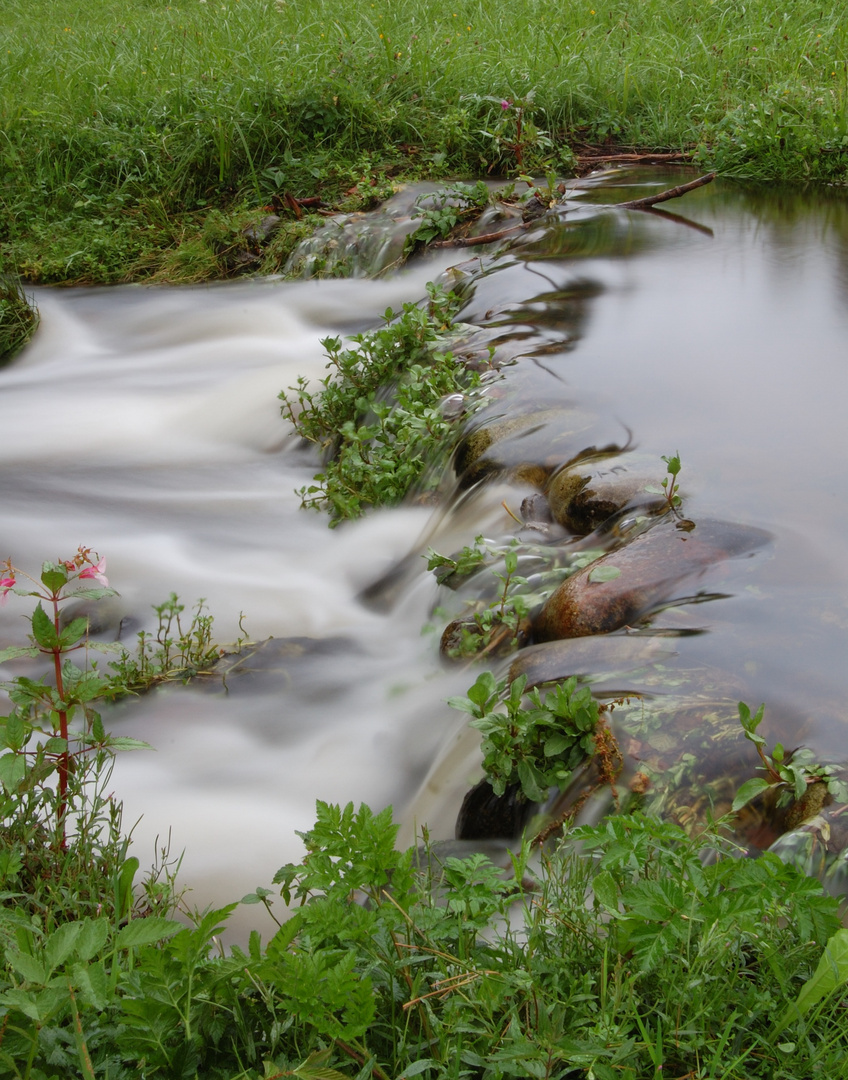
[732,776,773,812]
[116,917,182,949]
[4,715,26,752]
[40,564,68,593]
[0,753,25,792]
[66,587,118,601]
[59,616,89,648]
[0,645,40,664]
[588,565,621,584]
[74,918,110,963]
[31,603,59,650]
[106,737,154,752]
[8,950,48,985]
[794,929,848,1015]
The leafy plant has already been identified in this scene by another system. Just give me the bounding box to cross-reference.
[0,550,149,850]
[405,181,490,249]
[429,536,602,660]
[646,450,683,512]
[449,670,605,803]
[0,277,39,365]
[107,593,225,693]
[733,701,848,812]
[281,283,479,524]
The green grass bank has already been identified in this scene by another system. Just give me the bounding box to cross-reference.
[1,0,847,285]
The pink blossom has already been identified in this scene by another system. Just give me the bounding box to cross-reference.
[0,576,15,605]
[500,99,511,110]
[79,558,109,587]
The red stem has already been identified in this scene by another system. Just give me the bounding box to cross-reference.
[51,593,68,849]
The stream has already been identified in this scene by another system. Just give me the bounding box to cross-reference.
[2,169,848,939]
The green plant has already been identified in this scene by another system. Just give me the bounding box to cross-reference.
[0,551,150,850]
[107,593,225,694]
[468,90,555,174]
[405,180,490,250]
[0,278,39,364]
[428,536,603,659]
[733,701,848,812]
[281,282,478,523]
[645,451,683,513]
[448,670,604,804]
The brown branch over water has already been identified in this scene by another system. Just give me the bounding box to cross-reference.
[432,173,716,249]
[615,172,716,210]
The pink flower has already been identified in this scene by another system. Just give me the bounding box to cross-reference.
[0,576,15,605]
[79,557,109,587]
[500,99,511,110]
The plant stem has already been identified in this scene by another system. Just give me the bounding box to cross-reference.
[51,592,69,849]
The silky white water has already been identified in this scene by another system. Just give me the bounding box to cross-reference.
[2,171,847,937]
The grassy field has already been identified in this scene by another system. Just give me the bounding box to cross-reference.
[0,0,846,285]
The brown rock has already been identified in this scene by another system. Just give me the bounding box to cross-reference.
[533,518,770,642]
[546,452,665,534]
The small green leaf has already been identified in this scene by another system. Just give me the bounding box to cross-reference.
[732,776,773,812]
[116,917,182,949]
[105,737,154,752]
[31,603,59,650]
[40,562,68,593]
[588,565,621,584]
[0,753,25,792]
[59,616,89,648]
[794,929,848,1015]
[0,645,40,664]
[4,715,26,751]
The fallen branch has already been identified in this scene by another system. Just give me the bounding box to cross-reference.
[432,222,529,248]
[616,172,716,210]
[577,151,694,164]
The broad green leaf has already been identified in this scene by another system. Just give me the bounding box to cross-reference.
[588,565,621,584]
[44,921,82,970]
[0,645,39,664]
[732,777,773,812]
[794,928,848,1015]
[9,950,49,985]
[116,917,182,949]
[67,587,118,601]
[592,870,620,915]
[74,918,110,962]
[106,736,154,752]
[0,753,25,792]
[4,715,26,751]
[40,563,68,593]
[31,603,58,650]
[59,616,89,648]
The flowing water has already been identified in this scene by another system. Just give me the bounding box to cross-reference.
[2,169,848,938]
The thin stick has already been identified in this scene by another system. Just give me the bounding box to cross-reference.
[616,172,716,210]
[432,222,529,248]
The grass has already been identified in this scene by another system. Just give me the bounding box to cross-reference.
[0,0,846,285]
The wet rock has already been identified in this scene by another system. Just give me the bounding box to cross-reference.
[455,777,537,840]
[546,452,666,534]
[242,214,281,245]
[533,518,771,642]
[453,407,624,490]
[508,635,678,691]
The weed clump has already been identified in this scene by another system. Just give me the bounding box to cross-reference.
[0,279,38,365]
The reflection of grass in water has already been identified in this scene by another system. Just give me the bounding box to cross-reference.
[2,0,846,283]
[0,279,38,364]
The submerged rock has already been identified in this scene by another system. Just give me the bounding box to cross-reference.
[533,517,771,642]
[453,407,625,490]
[546,451,665,534]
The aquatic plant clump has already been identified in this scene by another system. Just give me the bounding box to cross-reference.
[281,282,480,523]
[0,278,38,364]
